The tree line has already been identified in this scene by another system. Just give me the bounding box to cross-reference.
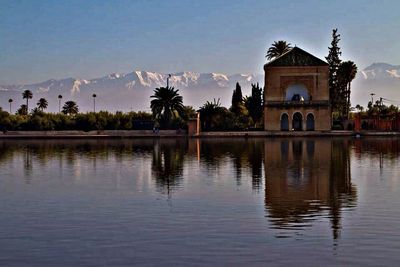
[1,30,362,131]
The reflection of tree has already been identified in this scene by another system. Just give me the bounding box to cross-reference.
[24,146,33,182]
[354,138,400,165]
[0,139,158,183]
[329,139,356,239]
[264,139,357,239]
[197,139,264,190]
[151,140,187,194]
[247,140,263,192]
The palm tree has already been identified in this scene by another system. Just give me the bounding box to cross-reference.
[92,93,97,113]
[338,61,358,118]
[198,98,224,130]
[22,90,33,112]
[150,86,184,127]
[8,99,13,113]
[266,40,292,60]
[62,101,79,115]
[58,95,63,113]
[37,98,48,111]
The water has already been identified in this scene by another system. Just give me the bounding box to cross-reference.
[0,138,399,266]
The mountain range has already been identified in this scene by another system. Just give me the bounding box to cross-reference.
[1,63,399,113]
[0,72,263,112]
[353,63,400,107]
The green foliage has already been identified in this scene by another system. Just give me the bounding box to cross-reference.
[37,98,48,111]
[62,101,79,115]
[22,90,33,111]
[337,60,357,118]
[326,29,342,114]
[266,40,292,60]
[366,100,399,118]
[246,83,263,126]
[355,104,364,112]
[199,98,251,131]
[17,104,28,115]
[150,86,185,128]
[231,82,246,116]
[0,111,154,131]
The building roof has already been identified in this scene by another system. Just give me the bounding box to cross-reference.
[265,46,328,67]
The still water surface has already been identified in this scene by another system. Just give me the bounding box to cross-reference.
[0,138,399,266]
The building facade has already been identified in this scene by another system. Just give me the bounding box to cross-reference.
[264,47,331,131]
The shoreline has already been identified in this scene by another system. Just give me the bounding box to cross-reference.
[1,130,400,139]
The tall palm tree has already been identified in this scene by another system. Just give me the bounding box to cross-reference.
[58,95,63,113]
[338,61,358,118]
[8,99,13,114]
[22,90,33,112]
[37,98,48,111]
[62,101,79,115]
[150,86,184,127]
[92,93,97,113]
[266,40,292,60]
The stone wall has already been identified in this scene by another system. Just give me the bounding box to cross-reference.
[264,106,331,131]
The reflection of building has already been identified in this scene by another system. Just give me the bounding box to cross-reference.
[264,139,356,239]
[264,47,331,131]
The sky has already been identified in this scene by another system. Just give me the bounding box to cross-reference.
[1,0,399,84]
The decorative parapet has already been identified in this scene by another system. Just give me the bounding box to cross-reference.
[264,100,330,108]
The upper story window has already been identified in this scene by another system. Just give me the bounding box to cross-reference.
[285,83,310,101]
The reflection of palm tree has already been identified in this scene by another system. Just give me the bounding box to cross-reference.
[266,40,292,60]
[151,140,186,194]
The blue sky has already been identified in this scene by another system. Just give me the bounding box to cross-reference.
[1,0,399,84]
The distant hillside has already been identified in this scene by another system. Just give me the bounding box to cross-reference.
[0,71,262,113]
[352,63,400,107]
[2,63,399,113]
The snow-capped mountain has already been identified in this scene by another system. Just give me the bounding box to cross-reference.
[352,63,400,107]
[361,63,400,80]
[2,63,397,113]
[0,71,262,113]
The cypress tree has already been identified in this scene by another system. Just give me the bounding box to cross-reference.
[326,29,342,115]
[231,82,243,115]
[248,83,263,126]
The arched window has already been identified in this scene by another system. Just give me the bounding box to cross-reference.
[280,113,289,131]
[306,113,315,131]
[286,84,310,101]
[292,112,303,131]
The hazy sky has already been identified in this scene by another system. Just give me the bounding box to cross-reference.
[1,0,399,84]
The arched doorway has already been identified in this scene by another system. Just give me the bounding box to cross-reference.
[292,112,303,131]
[306,113,315,131]
[281,113,289,131]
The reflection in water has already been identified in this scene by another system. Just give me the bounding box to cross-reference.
[2,137,400,241]
[198,139,264,191]
[2,138,400,265]
[151,140,187,194]
[264,138,357,239]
